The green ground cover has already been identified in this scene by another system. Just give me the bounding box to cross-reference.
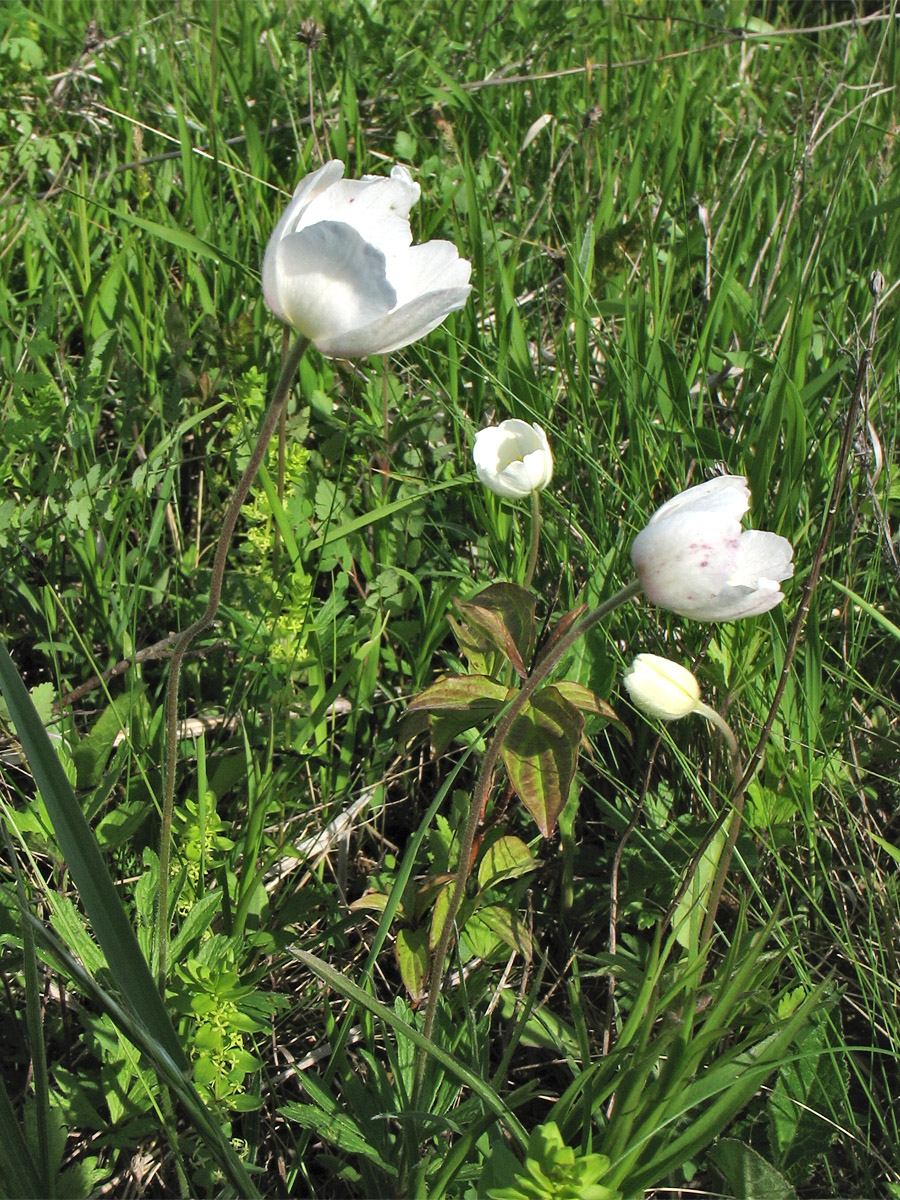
[2,1,899,1196]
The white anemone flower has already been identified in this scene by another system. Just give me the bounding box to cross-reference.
[473,420,554,499]
[631,475,794,621]
[262,160,471,357]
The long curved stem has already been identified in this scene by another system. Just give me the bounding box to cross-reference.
[523,490,541,590]
[156,335,309,992]
[412,576,642,1100]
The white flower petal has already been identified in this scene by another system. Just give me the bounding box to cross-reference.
[315,287,471,357]
[730,529,794,586]
[631,509,740,607]
[270,222,396,345]
[647,474,750,525]
[473,420,553,499]
[299,174,420,258]
[390,241,473,305]
[262,161,345,318]
[703,576,785,621]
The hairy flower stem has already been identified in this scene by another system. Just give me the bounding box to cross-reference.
[155,336,309,993]
[523,490,541,590]
[412,577,642,1102]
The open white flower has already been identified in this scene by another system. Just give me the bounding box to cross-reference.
[623,654,701,720]
[473,420,554,499]
[631,475,794,621]
[262,160,471,357]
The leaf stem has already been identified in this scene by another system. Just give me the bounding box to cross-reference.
[412,576,642,1101]
[155,335,309,992]
[523,489,541,590]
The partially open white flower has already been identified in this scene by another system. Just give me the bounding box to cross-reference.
[262,160,472,357]
[473,420,554,499]
[623,654,701,720]
[631,475,794,621]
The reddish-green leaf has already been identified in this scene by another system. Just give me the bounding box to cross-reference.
[407,674,509,713]
[475,903,533,960]
[456,583,537,679]
[460,911,503,960]
[429,885,475,951]
[407,674,510,754]
[553,680,617,722]
[429,712,487,755]
[446,611,492,674]
[413,873,454,922]
[501,685,585,838]
[429,880,455,952]
[532,603,587,670]
[349,890,399,918]
[396,707,431,750]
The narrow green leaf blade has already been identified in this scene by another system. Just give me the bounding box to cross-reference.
[0,642,187,1071]
[0,1073,44,1200]
[290,946,528,1149]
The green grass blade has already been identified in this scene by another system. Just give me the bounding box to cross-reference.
[289,947,528,1150]
[305,478,462,553]
[4,825,51,1197]
[828,578,900,641]
[0,1070,44,1200]
[0,641,187,1072]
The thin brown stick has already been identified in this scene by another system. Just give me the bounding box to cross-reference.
[53,633,203,712]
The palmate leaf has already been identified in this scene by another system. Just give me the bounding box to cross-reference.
[500,685,584,838]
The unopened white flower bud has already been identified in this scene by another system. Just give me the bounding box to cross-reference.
[622,654,701,721]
